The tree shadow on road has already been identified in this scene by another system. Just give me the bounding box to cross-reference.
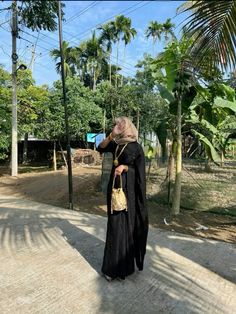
[0,198,235,313]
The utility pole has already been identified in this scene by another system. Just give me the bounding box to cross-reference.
[58,0,74,210]
[29,32,39,73]
[11,0,18,176]
[22,35,39,164]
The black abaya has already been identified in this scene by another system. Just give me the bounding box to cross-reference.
[97,141,148,279]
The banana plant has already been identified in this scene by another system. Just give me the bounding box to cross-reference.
[187,82,236,166]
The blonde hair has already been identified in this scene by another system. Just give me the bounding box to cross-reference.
[115,116,138,143]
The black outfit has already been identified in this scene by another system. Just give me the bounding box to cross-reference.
[97,141,148,279]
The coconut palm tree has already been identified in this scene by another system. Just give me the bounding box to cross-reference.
[178,0,236,70]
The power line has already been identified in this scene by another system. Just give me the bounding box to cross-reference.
[38,1,151,58]
[0,1,155,80]
[0,24,10,32]
[64,1,100,25]
[33,1,151,75]
[0,6,11,12]
[64,1,150,45]
[1,23,137,76]
[0,45,11,58]
[18,44,31,60]
[0,18,10,27]
[19,29,54,52]
[29,1,102,47]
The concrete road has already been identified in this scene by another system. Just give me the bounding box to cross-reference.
[0,196,235,314]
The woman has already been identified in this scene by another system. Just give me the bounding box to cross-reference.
[97,116,148,281]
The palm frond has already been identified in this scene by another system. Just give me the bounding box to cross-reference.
[179,1,236,70]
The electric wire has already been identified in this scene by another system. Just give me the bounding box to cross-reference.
[1,1,158,80]
[63,1,149,43]
[26,1,102,46]
[38,1,151,58]
[64,1,100,25]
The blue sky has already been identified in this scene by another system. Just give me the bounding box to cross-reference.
[0,1,189,86]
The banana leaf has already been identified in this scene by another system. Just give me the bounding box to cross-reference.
[213,97,236,113]
[155,121,168,162]
[156,84,174,103]
[192,129,221,163]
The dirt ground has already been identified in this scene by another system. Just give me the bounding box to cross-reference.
[0,165,235,244]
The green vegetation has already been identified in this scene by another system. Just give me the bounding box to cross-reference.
[1,0,236,216]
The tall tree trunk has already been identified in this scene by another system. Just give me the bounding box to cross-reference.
[166,139,176,204]
[93,65,96,91]
[204,157,212,172]
[109,54,112,85]
[120,45,127,87]
[59,140,67,168]
[116,39,120,88]
[103,109,106,134]
[171,96,182,215]
[153,42,155,58]
[169,139,177,181]
[11,0,18,176]
[221,151,224,167]
[22,133,28,164]
[53,140,57,171]
[136,109,140,134]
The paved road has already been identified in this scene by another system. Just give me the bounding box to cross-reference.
[0,196,235,314]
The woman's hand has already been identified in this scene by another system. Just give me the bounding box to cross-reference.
[114,165,128,176]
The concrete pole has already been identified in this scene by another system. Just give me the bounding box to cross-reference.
[11,0,18,176]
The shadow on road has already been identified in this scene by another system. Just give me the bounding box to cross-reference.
[0,198,235,313]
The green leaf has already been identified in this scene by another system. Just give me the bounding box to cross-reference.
[155,121,168,161]
[179,1,236,70]
[182,86,197,113]
[217,83,235,101]
[213,97,236,113]
[156,84,174,103]
[165,63,177,90]
[192,130,221,163]
[146,145,154,159]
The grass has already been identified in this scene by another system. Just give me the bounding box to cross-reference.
[0,164,52,175]
[18,165,52,173]
[147,162,236,217]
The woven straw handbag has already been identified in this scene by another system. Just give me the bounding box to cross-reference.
[111,174,127,214]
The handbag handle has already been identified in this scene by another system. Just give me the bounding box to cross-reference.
[112,174,122,189]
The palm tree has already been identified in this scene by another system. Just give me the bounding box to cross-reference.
[178,1,236,70]
[87,31,104,91]
[98,22,116,84]
[110,15,126,87]
[73,45,86,82]
[50,41,76,77]
[121,18,137,85]
[162,18,176,42]
[145,21,163,56]
[111,15,137,87]
[79,31,108,91]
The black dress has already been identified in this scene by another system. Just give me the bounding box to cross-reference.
[97,141,149,279]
